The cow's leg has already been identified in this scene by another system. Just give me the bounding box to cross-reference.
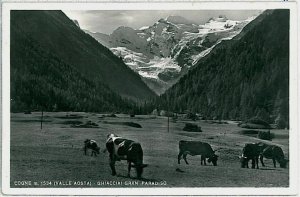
[246,159,249,168]
[84,146,87,155]
[127,161,131,177]
[178,151,183,164]
[109,154,117,176]
[260,155,265,167]
[272,158,276,168]
[255,157,259,169]
[251,159,255,169]
[202,156,207,165]
[200,156,203,165]
[183,152,189,165]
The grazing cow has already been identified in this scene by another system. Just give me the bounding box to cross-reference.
[239,143,266,169]
[260,145,288,168]
[84,139,100,157]
[178,140,218,166]
[105,134,148,178]
[240,143,288,169]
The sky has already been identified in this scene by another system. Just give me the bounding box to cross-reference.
[63,10,262,35]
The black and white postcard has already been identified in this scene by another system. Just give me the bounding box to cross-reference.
[1,1,299,196]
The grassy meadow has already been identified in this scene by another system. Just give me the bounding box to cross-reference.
[10,112,289,187]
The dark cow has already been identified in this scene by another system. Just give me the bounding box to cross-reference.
[240,143,288,169]
[178,140,218,166]
[260,145,288,168]
[239,143,263,169]
[84,139,100,157]
[105,134,148,178]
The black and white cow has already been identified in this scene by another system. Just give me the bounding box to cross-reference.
[84,139,100,157]
[105,134,148,178]
[178,140,219,166]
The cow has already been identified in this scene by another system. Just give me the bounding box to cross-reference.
[178,140,218,166]
[239,143,263,169]
[240,142,288,169]
[260,145,288,168]
[84,139,100,157]
[105,134,148,178]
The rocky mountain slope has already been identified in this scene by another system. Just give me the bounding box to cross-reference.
[86,15,257,94]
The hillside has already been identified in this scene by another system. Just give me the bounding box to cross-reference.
[11,10,155,103]
[157,10,289,127]
[11,10,156,112]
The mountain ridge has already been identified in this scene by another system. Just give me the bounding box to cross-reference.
[86,14,257,94]
[157,9,289,127]
[11,10,155,101]
[11,10,156,112]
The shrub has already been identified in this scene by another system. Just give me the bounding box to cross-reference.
[257,130,274,140]
[183,123,202,132]
[123,122,142,128]
[186,113,198,121]
[246,117,270,127]
[24,110,31,114]
[238,117,271,129]
[71,120,99,128]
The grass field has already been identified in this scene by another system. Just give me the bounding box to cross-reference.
[10,112,289,187]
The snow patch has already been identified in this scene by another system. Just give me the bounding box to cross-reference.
[139,26,149,30]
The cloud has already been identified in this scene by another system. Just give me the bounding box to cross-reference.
[63,10,261,34]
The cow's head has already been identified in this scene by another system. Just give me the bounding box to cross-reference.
[95,147,100,154]
[208,153,218,166]
[279,158,288,168]
[128,142,147,178]
[239,154,248,168]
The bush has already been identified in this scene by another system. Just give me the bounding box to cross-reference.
[106,114,117,118]
[183,123,202,132]
[123,122,142,128]
[238,117,271,129]
[24,110,31,114]
[257,130,274,140]
[246,117,270,126]
[71,120,99,128]
[186,113,198,121]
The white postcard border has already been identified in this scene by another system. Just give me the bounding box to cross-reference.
[2,2,299,196]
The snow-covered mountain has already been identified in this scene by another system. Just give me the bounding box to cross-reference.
[85,15,257,94]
